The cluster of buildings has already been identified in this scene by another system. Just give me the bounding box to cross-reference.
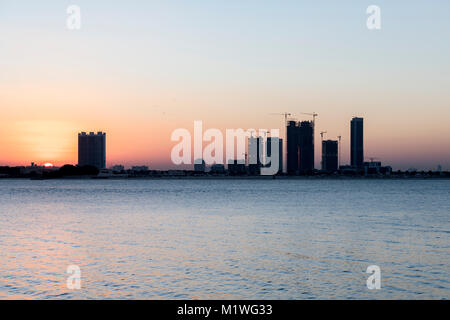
[74,118,392,176]
[199,117,389,176]
[189,117,377,176]
[284,117,364,174]
[284,117,391,176]
[1,117,448,179]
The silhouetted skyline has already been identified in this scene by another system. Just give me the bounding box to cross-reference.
[0,114,448,172]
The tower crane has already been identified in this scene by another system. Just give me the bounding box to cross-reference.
[299,112,318,126]
[269,112,292,125]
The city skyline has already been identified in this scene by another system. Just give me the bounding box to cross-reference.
[1,1,449,170]
[0,115,446,173]
[0,114,448,172]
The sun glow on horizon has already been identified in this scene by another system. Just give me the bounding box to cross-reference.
[0,120,79,166]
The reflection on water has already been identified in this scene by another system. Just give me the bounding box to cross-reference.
[0,179,449,299]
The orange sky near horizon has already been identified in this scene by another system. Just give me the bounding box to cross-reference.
[1,79,449,170]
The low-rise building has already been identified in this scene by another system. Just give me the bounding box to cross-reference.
[363,161,392,176]
[194,159,206,173]
[210,164,225,174]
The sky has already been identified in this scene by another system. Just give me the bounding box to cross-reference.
[0,0,449,170]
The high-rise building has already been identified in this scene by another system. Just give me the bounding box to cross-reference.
[298,121,314,173]
[322,140,338,172]
[266,137,283,175]
[78,132,106,169]
[248,136,261,165]
[350,117,364,169]
[287,121,299,174]
[286,121,314,174]
[247,136,283,175]
[248,136,261,175]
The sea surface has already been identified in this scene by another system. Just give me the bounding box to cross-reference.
[0,178,449,299]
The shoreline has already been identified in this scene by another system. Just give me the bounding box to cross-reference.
[1,175,449,181]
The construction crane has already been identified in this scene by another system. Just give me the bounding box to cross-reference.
[299,112,318,125]
[269,112,292,173]
[269,112,292,125]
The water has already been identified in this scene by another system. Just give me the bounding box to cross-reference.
[0,178,449,299]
